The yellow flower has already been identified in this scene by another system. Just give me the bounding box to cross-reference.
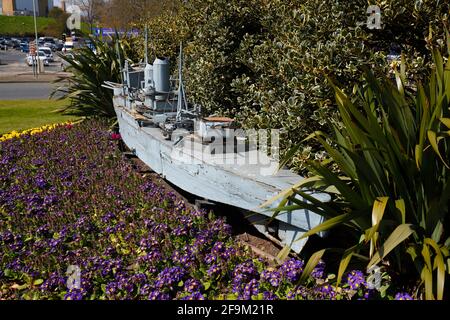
[0,121,74,142]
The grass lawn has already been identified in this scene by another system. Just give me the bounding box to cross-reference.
[0,99,78,135]
[0,15,91,37]
[0,15,54,37]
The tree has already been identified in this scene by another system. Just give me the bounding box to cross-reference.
[98,0,179,29]
[43,7,70,38]
[76,0,104,31]
[48,7,66,20]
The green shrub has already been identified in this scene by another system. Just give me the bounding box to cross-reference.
[134,0,449,171]
[265,46,450,300]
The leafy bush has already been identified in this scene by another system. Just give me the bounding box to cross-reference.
[266,47,450,300]
[52,35,131,118]
[135,0,450,171]
[0,121,414,300]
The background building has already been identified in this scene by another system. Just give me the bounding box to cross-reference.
[0,0,54,16]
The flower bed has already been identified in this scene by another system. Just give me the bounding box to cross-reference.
[0,122,74,142]
[0,120,413,300]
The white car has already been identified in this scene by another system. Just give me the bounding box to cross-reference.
[26,51,49,66]
[38,47,54,62]
[62,42,74,54]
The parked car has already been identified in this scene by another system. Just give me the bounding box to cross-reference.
[26,51,49,67]
[10,38,21,49]
[38,47,54,62]
[62,42,74,54]
[0,39,5,50]
[43,42,57,51]
[39,37,55,44]
[55,42,64,51]
[20,42,29,53]
[3,38,12,47]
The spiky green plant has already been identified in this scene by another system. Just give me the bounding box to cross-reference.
[264,47,450,300]
[51,34,131,118]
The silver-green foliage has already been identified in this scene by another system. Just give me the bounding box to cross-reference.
[137,0,449,171]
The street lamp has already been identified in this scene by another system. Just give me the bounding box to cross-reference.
[32,0,40,74]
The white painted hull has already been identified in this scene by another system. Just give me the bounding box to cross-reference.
[114,103,328,252]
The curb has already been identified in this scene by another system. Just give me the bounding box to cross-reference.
[0,75,70,84]
[0,81,58,83]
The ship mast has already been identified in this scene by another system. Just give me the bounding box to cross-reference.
[176,42,188,122]
[144,26,149,65]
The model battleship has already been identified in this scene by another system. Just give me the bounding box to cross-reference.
[104,42,329,253]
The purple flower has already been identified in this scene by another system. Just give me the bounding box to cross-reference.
[211,242,225,254]
[0,120,264,301]
[220,246,236,259]
[132,273,147,285]
[41,273,66,292]
[204,253,217,265]
[172,226,188,237]
[261,270,281,287]
[242,279,259,300]
[64,288,85,300]
[210,219,232,235]
[101,212,116,223]
[346,270,366,290]
[280,259,304,282]
[35,177,47,189]
[315,284,336,300]
[139,249,162,263]
[154,267,186,289]
[179,252,195,266]
[207,264,221,277]
[181,292,205,300]
[116,273,135,293]
[148,290,171,300]
[232,261,259,295]
[311,261,325,279]
[263,291,278,300]
[0,231,13,244]
[140,284,152,296]
[106,282,118,296]
[194,231,213,249]
[395,292,414,300]
[139,236,158,250]
[184,279,203,293]
[287,286,309,300]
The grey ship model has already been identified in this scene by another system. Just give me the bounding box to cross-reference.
[104,43,328,253]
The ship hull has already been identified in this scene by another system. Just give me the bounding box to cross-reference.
[114,103,328,252]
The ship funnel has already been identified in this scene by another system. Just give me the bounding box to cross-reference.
[153,57,170,101]
[144,63,153,87]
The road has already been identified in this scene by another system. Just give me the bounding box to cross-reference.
[0,82,57,100]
